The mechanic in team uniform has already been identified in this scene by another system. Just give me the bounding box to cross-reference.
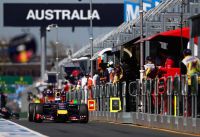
[144,56,158,113]
[181,49,200,78]
[86,73,93,99]
[181,49,200,117]
[144,56,157,80]
[158,57,176,115]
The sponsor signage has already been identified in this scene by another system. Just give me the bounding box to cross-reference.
[88,100,95,111]
[124,0,160,22]
[0,76,33,85]
[3,3,124,27]
[0,85,15,93]
[110,97,121,112]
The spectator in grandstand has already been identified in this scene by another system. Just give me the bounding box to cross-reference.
[181,49,200,117]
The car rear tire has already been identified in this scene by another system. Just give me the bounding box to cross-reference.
[34,104,43,123]
[28,103,35,122]
[79,104,89,123]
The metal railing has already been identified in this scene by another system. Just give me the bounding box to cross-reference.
[66,74,200,118]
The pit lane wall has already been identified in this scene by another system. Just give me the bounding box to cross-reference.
[66,74,200,135]
[89,111,200,134]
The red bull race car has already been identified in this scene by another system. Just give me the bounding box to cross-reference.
[28,89,88,123]
[28,71,88,123]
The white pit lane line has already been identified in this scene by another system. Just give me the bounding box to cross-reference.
[0,118,48,137]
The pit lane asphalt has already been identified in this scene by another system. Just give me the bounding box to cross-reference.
[11,119,196,137]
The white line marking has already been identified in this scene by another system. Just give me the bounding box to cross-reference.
[4,119,48,137]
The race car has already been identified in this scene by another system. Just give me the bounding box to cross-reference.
[28,90,89,123]
[28,71,89,123]
[28,102,88,123]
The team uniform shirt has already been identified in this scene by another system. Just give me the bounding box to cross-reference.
[144,63,156,79]
[87,77,93,89]
[182,55,200,85]
[182,55,200,76]
[107,67,114,74]
[93,74,100,86]
[81,76,88,88]
[64,84,70,92]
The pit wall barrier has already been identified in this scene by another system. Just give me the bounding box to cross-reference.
[66,74,200,134]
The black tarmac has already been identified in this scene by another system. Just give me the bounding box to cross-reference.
[11,119,196,137]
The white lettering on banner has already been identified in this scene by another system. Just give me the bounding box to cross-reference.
[71,10,79,20]
[92,10,100,20]
[125,0,160,22]
[45,9,54,20]
[155,1,160,6]
[143,3,151,11]
[62,10,70,20]
[80,10,87,20]
[35,9,44,20]
[126,3,139,21]
[26,9,35,20]
[26,9,100,21]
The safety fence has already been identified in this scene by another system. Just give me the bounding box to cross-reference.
[65,74,200,134]
[66,74,199,118]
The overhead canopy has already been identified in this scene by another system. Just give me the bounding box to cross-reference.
[72,57,89,61]
[91,48,112,60]
[123,48,132,57]
[135,27,198,45]
[99,48,112,56]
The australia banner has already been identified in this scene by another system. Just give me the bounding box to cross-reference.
[3,3,124,27]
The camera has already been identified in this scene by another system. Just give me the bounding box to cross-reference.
[46,24,57,31]
[46,26,51,32]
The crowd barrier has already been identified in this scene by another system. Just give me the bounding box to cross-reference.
[65,74,200,134]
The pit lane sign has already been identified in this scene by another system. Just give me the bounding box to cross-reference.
[3,3,124,27]
[110,97,121,112]
[88,100,95,111]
